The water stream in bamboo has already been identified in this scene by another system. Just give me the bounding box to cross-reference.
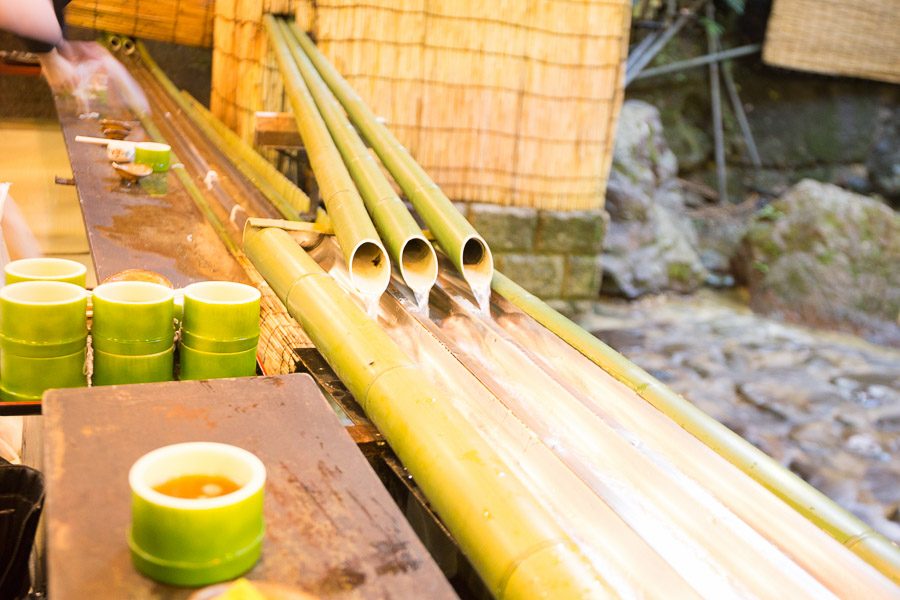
[313,239,896,597]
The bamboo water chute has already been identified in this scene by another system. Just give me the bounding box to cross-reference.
[281,20,438,300]
[287,22,493,303]
[135,42,310,221]
[265,16,390,301]
[243,226,610,599]
[253,28,899,587]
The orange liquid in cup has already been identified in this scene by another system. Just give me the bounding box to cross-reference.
[153,475,241,499]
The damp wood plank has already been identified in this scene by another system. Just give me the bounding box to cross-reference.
[53,95,247,288]
[42,374,456,599]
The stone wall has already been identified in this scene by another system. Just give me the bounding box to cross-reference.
[456,203,608,306]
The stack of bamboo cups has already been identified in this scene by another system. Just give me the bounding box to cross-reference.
[91,281,176,386]
[178,281,260,380]
[0,259,90,401]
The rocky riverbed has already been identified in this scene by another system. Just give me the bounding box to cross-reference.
[577,289,900,544]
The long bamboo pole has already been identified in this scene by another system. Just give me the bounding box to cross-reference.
[243,226,610,599]
[289,25,493,301]
[264,17,389,300]
[180,91,312,218]
[491,272,900,585]
[135,41,311,220]
[282,22,437,299]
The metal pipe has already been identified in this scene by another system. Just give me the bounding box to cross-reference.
[706,3,728,204]
[264,16,389,301]
[631,43,760,81]
[282,21,438,300]
[490,272,900,584]
[722,58,762,168]
[243,226,611,598]
[625,1,703,86]
[135,41,311,220]
[289,24,494,303]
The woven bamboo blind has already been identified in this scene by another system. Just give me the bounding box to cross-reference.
[213,1,630,211]
[764,0,900,84]
[67,0,215,47]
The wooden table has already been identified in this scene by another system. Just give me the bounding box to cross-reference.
[54,95,247,288]
[42,375,456,599]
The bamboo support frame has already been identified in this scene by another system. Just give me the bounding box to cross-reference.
[282,22,437,298]
[490,272,900,585]
[243,225,610,598]
[288,24,494,299]
[265,17,390,300]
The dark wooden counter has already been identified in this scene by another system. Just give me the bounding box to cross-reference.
[42,375,456,599]
[54,96,247,288]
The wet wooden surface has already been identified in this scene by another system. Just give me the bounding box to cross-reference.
[54,96,247,287]
[42,375,456,599]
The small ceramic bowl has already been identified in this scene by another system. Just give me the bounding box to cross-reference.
[4,257,87,287]
[113,162,153,185]
[134,142,171,173]
[178,343,258,381]
[0,348,87,400]
[182,282,260,343]
[0,281,87,345]
[91,346,174,386]
[91,282,175,355]
[128,442,266,586]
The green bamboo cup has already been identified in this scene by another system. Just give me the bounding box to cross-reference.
[177,343,257,380]
[0,281,88,346]
[0,348,87,401]
[128,442,266,586]
[92,346,174,386]
[91,281,175,355]
[134,142,171,173]
[182,282,260,343]
[4,257,88,287]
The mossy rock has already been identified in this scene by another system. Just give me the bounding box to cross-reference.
[734,179,900,344]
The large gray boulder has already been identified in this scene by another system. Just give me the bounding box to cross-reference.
[734,179,900,345]
[602,100,707,297]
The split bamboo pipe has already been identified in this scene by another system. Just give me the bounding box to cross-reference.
[243,226,610,599]
[264,17,389,300]
[282,23,437,299]
[288,24,493,300]
[491,272,900,585]
[135,41,310,220]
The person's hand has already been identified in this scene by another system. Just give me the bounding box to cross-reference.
[37,47,79,93]
[41,41,150,116]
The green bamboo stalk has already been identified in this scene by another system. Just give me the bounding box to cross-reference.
[282,22,437,298]
[243,225,611,598]
[288,23,493,298]
[265,17,389,299]
[135,41,310,219]
[491,272,900,585]
[179,92,311,218]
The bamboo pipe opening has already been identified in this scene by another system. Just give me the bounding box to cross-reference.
[460,235,493,292]
[399,237,438,297]
[349,240,391,299]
